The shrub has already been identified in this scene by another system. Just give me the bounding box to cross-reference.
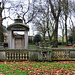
[33,34,42,44]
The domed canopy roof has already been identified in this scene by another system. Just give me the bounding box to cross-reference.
[7,18,29,31]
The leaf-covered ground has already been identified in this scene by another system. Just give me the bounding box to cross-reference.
[0,61,75,75]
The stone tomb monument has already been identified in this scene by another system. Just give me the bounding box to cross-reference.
[7,18,29,49]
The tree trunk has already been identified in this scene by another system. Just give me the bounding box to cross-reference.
[73,28,75,44]
[53,19,58,47]
[64,0,68,45]
[49,0,61,48]
[65,15,68,45]
[47,30,51,43]
[0,7,4,43]
[62,25,64,45]
[43,32,45,41]
[0,26,4,42]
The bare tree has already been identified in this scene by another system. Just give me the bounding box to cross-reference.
[49,0,62,47]
[6,0,36,24]
[0,0,5,43]
[32,0,48,41]
[32,0,54,42]
[32,0,63,46]
[61,0,75,45]
[63,0,68,45]
[31,0,75,47]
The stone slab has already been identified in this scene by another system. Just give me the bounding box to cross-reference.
[70,51,75,58]
[0,52,6,59]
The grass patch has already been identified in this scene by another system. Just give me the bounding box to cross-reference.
[28,44,36,47]
[28,44,67,48]
[58,45,67,48]
[0,61,75,75]
[28,44,71,48]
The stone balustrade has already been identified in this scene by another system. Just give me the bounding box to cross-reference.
[0,48,75,61]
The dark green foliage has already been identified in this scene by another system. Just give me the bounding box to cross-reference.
[0,25,6,43]
[68,35,73,44]
[0,26,4,42]
[68,26,75,44]
[28,38,33,44]
[33,34,42,44]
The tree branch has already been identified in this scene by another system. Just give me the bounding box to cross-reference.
[57,0,61,18]
[49,0,56,19]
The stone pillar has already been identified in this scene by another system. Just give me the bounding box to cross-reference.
[24,31,28,49]
[8,30,12,49]
[12,38,15,49]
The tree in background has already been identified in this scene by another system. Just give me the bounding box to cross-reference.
[32,0,48,41]
[68,26,75,44]
[68,0,75,44]
[32,0,58,45]
[32,0,62,47]
[31,0,75,47]
[33,34,42,45]
[63,0,68,45]
[0,1,4,43]
[58,0,75,46]
[28,38,33,44]
[68,35,73,44]
[48,0,62,47]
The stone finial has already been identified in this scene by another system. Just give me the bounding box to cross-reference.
[17,15,20,18]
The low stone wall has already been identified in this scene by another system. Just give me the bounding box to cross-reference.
[0,48,75,61]
[0,49,51,61]
[52,48,75,60]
